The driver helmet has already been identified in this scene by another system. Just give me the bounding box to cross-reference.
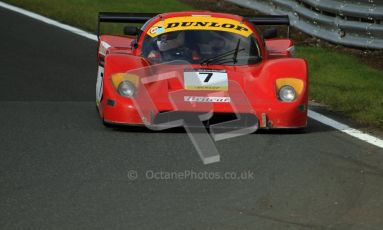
[156,31,185,52]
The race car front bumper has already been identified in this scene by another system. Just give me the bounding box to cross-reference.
[102,96,307,129]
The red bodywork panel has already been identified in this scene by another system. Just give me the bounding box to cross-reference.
[266,38,294,58]
[96,11,308,129]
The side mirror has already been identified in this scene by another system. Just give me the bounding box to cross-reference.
[124,26,139,36]
[263,28,278,39]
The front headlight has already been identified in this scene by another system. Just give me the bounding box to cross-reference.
[279,85,296,102]
[118,80,136,97]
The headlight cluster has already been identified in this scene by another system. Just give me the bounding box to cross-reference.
[278,85,297,102]
[118,80,136,97]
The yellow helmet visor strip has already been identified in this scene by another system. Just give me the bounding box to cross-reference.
[147,16,253,38]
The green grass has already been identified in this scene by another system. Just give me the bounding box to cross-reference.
[297,46,383,128]
[3,0,383,129]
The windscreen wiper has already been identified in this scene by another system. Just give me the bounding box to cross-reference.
[200,39,244,66]
[202,56,262,66]
[232,38,241,64]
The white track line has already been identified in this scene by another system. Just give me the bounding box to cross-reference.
[0,1,97,41]
[1,1,383,150]
[309,110,383,148]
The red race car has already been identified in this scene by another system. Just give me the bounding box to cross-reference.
[96,11,308,130]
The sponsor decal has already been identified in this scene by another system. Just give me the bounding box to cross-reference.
[147,16,252,37]
[149,21,165,35]
[96,65,104,104]
[184,96,231,103]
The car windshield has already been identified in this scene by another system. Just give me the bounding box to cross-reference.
[141,30,261,65]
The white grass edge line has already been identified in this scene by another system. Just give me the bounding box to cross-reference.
[0,1,97,41]
[308,110,383,149]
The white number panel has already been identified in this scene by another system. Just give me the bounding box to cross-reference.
[184,69,228,91]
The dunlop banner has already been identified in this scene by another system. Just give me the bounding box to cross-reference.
[147,16,253,37]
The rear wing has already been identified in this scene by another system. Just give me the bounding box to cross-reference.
[97,12,290,37]
[246,15,289,25]
[98,12,159,37]
[246,15,290,37]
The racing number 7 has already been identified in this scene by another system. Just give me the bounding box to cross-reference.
[200,72,213,83]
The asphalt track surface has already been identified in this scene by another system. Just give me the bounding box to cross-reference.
[1,7,383,230]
